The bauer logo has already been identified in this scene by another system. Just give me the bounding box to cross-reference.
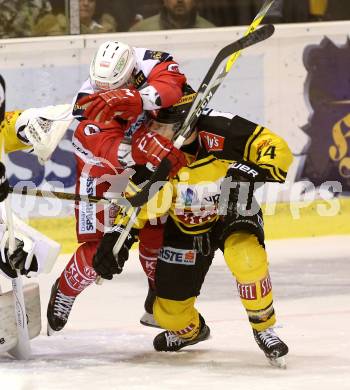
[159,247,197,265]
[301,37,350,190]
[199,131,225,151]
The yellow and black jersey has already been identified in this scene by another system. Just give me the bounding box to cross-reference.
[195,109,292,182]
[0,110,29,155]
[119,109,293,235]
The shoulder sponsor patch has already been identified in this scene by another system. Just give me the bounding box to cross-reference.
[73,92,88,117]
[199,131,225,151]
[159,246,197,266]
[132,70,146,88]
[143,50,171,62]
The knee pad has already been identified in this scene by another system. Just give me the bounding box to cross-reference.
[153,297,200,338]
[224,232,267,281]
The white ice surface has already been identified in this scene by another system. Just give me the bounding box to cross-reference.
[0,235,349,390]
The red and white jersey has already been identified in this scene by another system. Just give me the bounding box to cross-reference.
[71,119,131,242]
[73,47,186,136]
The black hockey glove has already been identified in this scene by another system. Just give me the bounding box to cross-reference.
[219,160,266,220]
[0,162,9,202]
[92,226,137,280]
[0,239,38,279]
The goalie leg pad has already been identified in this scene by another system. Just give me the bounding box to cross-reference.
[0,283,41,353]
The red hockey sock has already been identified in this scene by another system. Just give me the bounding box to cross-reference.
[139,243,158,290]
[58,241,99,297]
[138,223,164,290]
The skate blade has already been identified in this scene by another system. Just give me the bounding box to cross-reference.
[140,312,161,329]
[268,356,287,369]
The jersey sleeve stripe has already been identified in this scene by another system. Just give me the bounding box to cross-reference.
[258,163,286,182]
[244,125,264,161]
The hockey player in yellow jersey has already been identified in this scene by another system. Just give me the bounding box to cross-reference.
[92,85,293,367]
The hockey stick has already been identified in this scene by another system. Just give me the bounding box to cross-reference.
[4,196,32,359]
[11,2,272,211]
[9,186,112,205]
[141,0,276,180]
[96,24,275,284]
[0,74,31,359]
[175,24,275,148]
[140,23,275,194]
[0,74,5,295]
[9,159,171,208]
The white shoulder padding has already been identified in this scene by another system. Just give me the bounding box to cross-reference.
[0,283,41,354]
[17,104,73,164]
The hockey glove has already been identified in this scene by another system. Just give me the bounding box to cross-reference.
[219,160,266,220]
[132,129,187,177]
[92,226,137,280]
[0,239,38,279]
[78,88,143,123]
[0,162,9,202]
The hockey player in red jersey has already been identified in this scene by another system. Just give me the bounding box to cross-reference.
[46,116,187,334]
[46,41,187,334]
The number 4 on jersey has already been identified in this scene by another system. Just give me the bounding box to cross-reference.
[257,145,276,160]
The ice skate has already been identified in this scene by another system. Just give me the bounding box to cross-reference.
[140,286,161,328]
[253,327,289,368]
[47,278,76,336]
[153,315,210,352]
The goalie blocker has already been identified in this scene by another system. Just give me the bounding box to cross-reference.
[0,208,61,280]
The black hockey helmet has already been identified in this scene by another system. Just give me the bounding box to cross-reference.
[155,84,197,129]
